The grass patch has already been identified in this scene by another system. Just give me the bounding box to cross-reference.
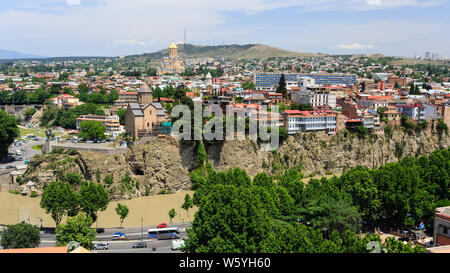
[31,145,42,151]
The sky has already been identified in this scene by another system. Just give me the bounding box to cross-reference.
[0,0,449,58]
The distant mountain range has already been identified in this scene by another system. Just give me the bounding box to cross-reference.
[0,49,45,60]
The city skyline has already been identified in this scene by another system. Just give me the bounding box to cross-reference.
[0,0,449,58]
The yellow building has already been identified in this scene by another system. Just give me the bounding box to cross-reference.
[157,42,185,75]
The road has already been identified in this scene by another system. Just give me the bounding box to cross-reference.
[0,139,44,169]
[39,223,190,253]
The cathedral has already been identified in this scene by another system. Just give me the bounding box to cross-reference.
[156,42,185,76]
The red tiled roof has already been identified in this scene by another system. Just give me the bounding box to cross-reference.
[0,247,67,253]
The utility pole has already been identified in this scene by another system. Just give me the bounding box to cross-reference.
[141,217,143,242]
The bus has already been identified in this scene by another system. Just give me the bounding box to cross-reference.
[147,227,180,240]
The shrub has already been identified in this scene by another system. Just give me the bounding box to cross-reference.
[30,191,37,198]
[9,190,20,195]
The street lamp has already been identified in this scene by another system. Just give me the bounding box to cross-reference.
[141,217,143,242]
[37,217,43,230]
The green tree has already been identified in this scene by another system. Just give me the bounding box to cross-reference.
[195,141,208,167]
[40,181,79,226]
[437,119,448,140]
[78,181,109,223]
[184,184,272,253]
[0,222,41,249]
[182,194,193,219]
[24,107,36,119]
[116,108,127,125]
[242,81,256,90]
[78,120,107,140]
[0,110,20,160]
[56,214,97,250]
[169,208,177,224]
[115,203,129,228]
[276,74,287,99]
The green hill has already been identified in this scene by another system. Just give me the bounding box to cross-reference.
[129,43,322,61]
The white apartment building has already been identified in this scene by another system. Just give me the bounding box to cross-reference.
[282,110,337,135]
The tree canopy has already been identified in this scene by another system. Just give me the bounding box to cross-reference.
[0,222,41,249]
[0,110,20,160]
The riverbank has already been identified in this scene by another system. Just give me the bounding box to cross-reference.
[0,191,196,228]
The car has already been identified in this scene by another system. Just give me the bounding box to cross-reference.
[93,242,109,250]
[6,165,15,169]
[17,157,23,161]
[86,140,94,144]
[132,241,147,248]
[24,161,30,164]
[96,228,105,233]
[21,148,27,151]
[157,223,167,228]
[112,232,129,240]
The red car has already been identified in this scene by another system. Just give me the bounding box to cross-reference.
[157,223,167,228]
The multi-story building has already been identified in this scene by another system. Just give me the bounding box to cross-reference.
[254,73,357,90]
[433,206,450,246]
[50,94,82,109]
[357,96,392,110]
[282,110,337,135]
[76,114,124,138]
[396,103,425,120]
[291,86,337,108]
[114,91,138,107]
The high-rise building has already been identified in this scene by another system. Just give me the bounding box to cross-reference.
[425,52,431,60]
[254,73,357,90]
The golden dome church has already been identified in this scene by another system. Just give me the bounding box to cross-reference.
[157,42,185,76]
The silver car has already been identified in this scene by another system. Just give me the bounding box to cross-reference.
[93,242,109,250]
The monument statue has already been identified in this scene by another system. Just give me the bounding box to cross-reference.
[45,128,55,141]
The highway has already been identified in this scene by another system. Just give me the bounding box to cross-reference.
[39,223,190,253]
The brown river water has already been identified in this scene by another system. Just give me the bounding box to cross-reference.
[0,191,196,228]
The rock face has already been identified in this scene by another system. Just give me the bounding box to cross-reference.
[20,129,450,200]
[207,129,450,178]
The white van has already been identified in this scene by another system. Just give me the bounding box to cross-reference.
[16,150,21,155]
[171,239,185,250]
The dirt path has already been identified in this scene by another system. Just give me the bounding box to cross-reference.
[0,191,196,228]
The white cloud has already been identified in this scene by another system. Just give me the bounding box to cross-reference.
[367,0,382,6]
[108,40,157,47]
[66,0,81,6]
[337,43,375,50]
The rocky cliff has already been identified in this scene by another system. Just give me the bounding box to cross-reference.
[19,128,450,200]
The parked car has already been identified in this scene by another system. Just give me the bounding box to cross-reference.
[157,223,167,228]
[93,242,109,250]
[96,228,105,234]
[6,165,15,169]
[132,241,147,248]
